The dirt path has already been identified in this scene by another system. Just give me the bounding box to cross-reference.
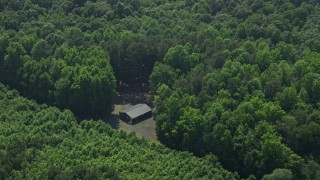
[103,92,158,142]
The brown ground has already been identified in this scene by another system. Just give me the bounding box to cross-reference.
[103,91,158,143]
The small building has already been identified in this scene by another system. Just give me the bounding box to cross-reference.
[119,104,152,124]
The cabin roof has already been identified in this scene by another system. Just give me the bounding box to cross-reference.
[120,104,152,119]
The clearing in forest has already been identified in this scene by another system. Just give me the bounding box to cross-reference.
[104,91,158,142]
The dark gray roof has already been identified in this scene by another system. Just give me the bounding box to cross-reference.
[120,104,152,119]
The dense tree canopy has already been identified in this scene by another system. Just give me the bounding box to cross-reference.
[1,0,320,179]
[0,83,235,179]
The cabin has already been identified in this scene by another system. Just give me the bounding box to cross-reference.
[119,104,152,124]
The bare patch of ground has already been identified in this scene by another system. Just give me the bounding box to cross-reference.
[103,91,158,142]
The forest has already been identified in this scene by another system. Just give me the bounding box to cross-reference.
[0,0,320,179]
[0,84,235,179]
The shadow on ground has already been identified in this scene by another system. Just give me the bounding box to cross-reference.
[76,86,158,141]
[104,113,120,129]
[103,91,153,128]
[103,91,157,141]
[115,91,153,108]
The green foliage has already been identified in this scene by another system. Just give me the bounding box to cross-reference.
[31,39,51,59]
[262,169,293,180]
[163,44,200,74]
[1,0,320,179]
[150,1,320,176]
[276,86,298,112]
[149,62,176,94]
[0,84,235,179]
[302,160,320,180]
[1,37,116,116]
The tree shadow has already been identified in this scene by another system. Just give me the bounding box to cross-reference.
[104,113,120,129]
[102,88,154,128]
[115,89,153,108]
[73,82,154,131]
[77,89,153,129]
